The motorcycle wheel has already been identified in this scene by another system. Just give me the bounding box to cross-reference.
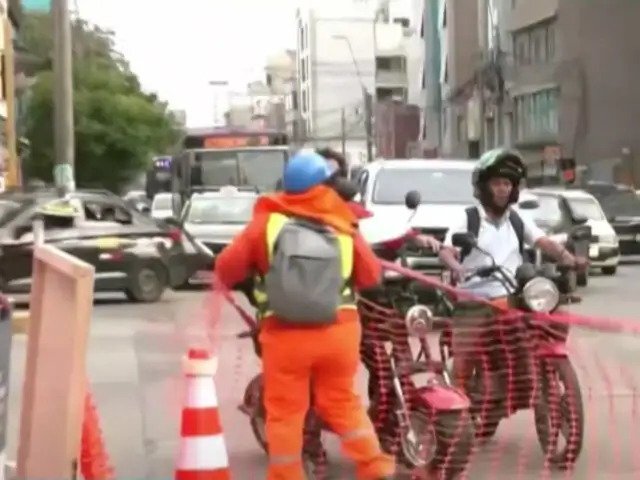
[533,358,585,470]
[399,408,475,479]
[243,374,269,453]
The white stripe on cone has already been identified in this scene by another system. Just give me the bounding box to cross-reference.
[185,376,219,408]
[177,435,229,471]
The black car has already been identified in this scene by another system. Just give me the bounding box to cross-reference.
[523,189,592,290]
[0,189,206,302]
[594,188,640,256]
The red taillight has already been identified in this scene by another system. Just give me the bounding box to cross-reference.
[168,228,182,242]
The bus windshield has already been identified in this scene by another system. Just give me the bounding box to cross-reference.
[191,149,287,191]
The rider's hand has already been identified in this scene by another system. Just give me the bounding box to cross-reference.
[573,255,589,272]
[416,234,442,252]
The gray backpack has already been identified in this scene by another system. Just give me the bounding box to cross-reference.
[265,217,346,325]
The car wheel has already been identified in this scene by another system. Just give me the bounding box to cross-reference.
[577,269,588,287]
[125,263,167,303]
[601,266,617,276]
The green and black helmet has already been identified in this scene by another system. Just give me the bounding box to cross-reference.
[472,148,527,203]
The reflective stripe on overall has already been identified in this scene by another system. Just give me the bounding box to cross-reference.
[252,212,357,318]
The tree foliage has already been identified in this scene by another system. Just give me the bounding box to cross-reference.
[20,12,179,192]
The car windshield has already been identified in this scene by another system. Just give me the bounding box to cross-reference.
[599,190,640,217]
[568,197,605,220]
[186,196,256,224]
[529,195,562,226]
[152,195,173,209]
[193,149,287,191]
[372,167,474,204]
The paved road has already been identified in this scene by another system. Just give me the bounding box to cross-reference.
[6,266,640,479]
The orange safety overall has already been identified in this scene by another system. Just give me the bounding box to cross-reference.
[215,186,395,480]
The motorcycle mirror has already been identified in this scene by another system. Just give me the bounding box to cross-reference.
[571,213,588,225]
[451,232,476,249]
[404,190,421,210]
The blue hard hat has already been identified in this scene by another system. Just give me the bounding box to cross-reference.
[283,151,333,193]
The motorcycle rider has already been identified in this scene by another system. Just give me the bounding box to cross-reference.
[438,148,587,389]
[215,151,396,480]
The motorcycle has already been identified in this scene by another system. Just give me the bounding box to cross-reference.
[436,231,585,470]
[237,191,476,479]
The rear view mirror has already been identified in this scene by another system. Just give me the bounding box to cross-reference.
[519,199,540,210]
[451,232,476,249]
[572,214,588,225]
[570,225,591,241]
[404,190,421,210]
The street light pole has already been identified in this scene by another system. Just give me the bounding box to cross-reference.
[332,35,375,162]
[52,0,75,194]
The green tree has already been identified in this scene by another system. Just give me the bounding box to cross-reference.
[19,11,179,192]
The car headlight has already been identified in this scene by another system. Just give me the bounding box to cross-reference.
[600,234,618,245]
[522,277,560,313]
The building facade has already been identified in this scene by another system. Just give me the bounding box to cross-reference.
[295,4,377,162]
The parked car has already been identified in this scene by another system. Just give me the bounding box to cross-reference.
[181,185,258,285]
[519,189,592,290]
[594,187,640,258]
[534,188,619,276]
[0,189,206,302]
[151,192,179,220]
[357,158,476,272]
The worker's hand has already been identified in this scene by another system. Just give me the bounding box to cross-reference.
[416,234,442,252]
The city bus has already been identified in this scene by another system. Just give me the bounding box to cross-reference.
[171,127,290,202]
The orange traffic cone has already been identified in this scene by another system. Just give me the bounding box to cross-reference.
[175,348,230,480]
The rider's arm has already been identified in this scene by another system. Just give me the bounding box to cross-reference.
[352,231,383,290]
[524,215,578,264]
[214,215,266,289]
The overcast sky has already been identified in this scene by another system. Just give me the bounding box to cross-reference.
[76,0,302,127]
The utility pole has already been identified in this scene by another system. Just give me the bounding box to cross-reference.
[3,15,18,188]
[340,108,347,156]
[363,88,374,162]
[52,0,76,194]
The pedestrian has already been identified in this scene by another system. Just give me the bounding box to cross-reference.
[214,150,396,479]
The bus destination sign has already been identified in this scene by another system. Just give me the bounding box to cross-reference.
[204,135,269,149]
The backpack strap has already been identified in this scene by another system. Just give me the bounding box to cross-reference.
[460,206,480,262]
[508,209,525,255]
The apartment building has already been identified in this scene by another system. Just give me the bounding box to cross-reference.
[436,0,481,156]
[295,4,377,161]
[474,0,640,183]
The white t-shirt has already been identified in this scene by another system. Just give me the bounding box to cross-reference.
[444,205,545,299]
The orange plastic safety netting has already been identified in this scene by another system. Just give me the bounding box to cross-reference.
[136,267,640,480]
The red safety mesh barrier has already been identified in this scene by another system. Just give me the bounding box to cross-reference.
[166,267,640,480]
[80,389,115,480]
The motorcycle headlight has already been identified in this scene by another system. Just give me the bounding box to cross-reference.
[404,304,434,337]
[522,277,560,313]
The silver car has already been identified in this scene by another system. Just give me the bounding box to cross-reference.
[181,186,258,284]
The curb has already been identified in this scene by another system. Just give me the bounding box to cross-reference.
[11,311,29,335]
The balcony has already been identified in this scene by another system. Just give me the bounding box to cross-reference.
[375,70,408,89]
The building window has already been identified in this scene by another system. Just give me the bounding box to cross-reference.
[301,57,307,82]
[302,89,309,113]
[299,22,306,51]
[514,88,559,141]
[512,19,557,66]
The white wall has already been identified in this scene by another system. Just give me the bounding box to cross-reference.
[310,18,376,140]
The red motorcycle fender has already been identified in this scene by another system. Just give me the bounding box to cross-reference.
[415,384,470,411]
[536,342,569,358]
